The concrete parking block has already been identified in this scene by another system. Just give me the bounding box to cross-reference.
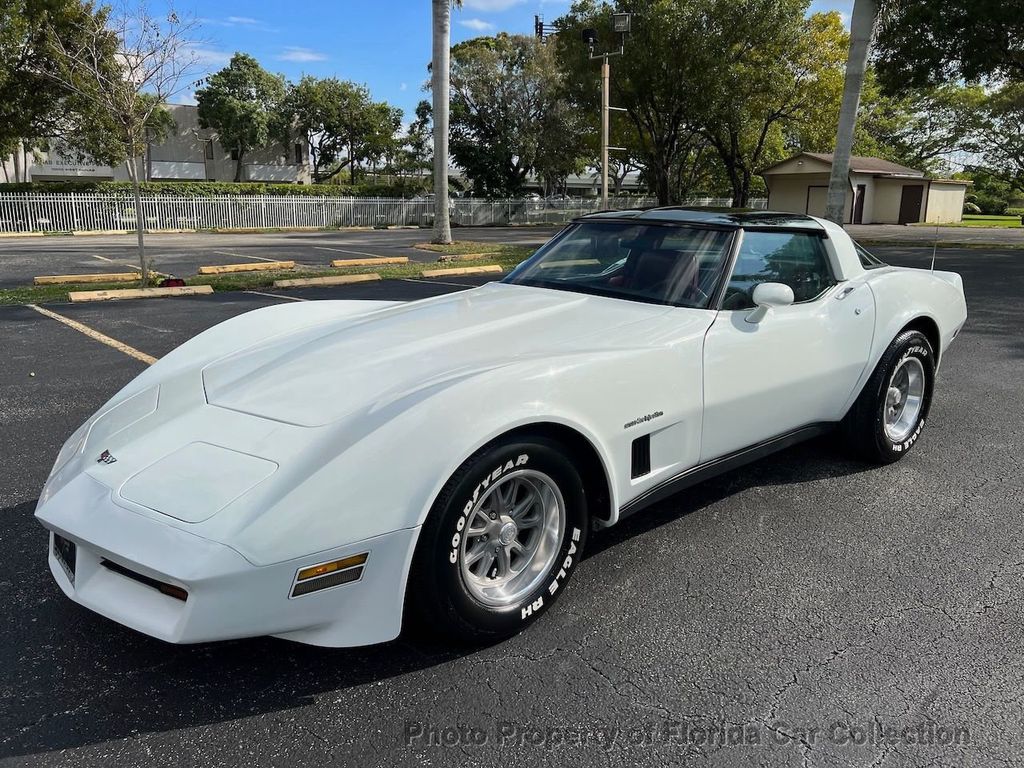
[68,285,215,302]
[420,265,503,278]
[273,273,381,288]
[34,272,140,285]
[329,257,409,267]
[197,260,295,275]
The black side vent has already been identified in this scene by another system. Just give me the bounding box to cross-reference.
[631,435,651,479]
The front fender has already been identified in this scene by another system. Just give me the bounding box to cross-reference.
[219,344,703,565]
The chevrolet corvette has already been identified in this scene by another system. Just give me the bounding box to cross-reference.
[36,208,968,646]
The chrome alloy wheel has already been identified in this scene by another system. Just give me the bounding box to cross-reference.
[458,469,566,607]
[884,356,926,443]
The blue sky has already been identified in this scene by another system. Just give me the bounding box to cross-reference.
[177,0,854,121]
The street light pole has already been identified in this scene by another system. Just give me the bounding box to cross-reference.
[600,55,610,210]
[584,13,631,211]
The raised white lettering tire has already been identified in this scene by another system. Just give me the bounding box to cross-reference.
[407,435,588,643]
[842,329,935,463]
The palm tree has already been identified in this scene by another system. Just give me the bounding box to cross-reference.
[431,0,460,244]
[824,0,879,225]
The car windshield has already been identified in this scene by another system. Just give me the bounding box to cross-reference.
[504,221,734,309]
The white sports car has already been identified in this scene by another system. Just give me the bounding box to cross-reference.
[36,209,967,647]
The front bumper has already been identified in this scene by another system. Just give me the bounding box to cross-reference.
[37,474,419,647]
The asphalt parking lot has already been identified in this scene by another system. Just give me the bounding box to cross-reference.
[0,226,561,288]
[1,244,1022,767]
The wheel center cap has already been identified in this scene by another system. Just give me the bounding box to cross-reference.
[498,521,518,546]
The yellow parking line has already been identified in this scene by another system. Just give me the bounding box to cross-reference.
[27,304,157,366]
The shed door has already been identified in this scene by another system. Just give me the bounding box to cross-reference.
[898,185,924,224]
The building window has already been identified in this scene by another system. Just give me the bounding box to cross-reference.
[204,140,214,160]
[294,143,303,164]
[230,148,239,161]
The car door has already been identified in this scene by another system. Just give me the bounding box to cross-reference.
[700,229,874,462]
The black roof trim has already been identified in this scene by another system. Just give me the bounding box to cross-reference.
[577,206,827,231]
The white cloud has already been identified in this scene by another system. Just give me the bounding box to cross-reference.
[461,0,525,11]
[277,47,329,63]
[186,46,232,67]
[400,82,408,91]
[226,16,260,25]
[837,11,851,28]
[460,18,496,32]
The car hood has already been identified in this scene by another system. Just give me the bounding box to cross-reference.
[202,283,676,427]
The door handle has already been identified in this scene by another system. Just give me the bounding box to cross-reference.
[835,285,857,300]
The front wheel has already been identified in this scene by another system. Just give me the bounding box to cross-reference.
[842,329,936,463]
[407,435,588,644]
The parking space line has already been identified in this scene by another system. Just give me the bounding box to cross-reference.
[214,250,280,263]
[244,290,308,302]
[27,304,157,365]
[314,245,387,259]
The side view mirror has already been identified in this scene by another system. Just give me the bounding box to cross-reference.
[746,282,794,324]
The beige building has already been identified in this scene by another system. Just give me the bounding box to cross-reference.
[760,152,970,225]
[3,104,310,184]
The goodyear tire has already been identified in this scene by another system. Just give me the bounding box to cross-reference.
[842,329,935,463]
[408,435,588,643]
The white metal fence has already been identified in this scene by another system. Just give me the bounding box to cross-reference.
[0,193,767,234]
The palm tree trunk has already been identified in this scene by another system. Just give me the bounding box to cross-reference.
[431,0,453,244]
[825,0,878,225]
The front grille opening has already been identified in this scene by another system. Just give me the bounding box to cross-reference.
[100,558,188,601]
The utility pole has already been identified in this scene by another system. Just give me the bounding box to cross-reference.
[601,57,610,210]
[584,13,632,210]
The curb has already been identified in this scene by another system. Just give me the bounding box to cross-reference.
[273,274,381,288]
[35,272,139,285]
[0,231,45,238]
[198,260,295,275]
[329,256,409,268]
[420,265,503,278]
[68,285,215,302]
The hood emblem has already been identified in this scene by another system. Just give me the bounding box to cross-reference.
[97,450,117,465]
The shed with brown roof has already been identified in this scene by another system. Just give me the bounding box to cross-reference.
[760,152,970,225]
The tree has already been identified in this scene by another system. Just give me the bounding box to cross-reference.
[197,53,286,183]
[277,76,401,183]
[447,34,586,197]
[556,1,714,206]
[0,0,124,183]
[974,84,1024,190]
[701,7,848,207]
[43,1,199,284]
[431,0,459,244]
[874,0,1024,92]
[398,99,432,177]
[277,76,351,183]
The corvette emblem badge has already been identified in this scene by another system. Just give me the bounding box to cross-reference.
[97,450,117,465]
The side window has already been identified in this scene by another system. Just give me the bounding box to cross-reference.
[854,242,887,269]
[722,231,837,310]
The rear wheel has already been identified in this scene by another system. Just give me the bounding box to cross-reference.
[407,435,588,643]
[842,329,935,463]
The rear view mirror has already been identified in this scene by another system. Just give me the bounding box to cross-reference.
[746,282,794,324]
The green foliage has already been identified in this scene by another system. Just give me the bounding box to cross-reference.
[448,33,587,197]
[962,169,1016,215]
[0,0,123,179]
[0,179,430,197]
[197,53,287,182]
[278,76,402,183]
[973,83,1024,189]
[555,2,848,205]
[874,0,1024,92]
